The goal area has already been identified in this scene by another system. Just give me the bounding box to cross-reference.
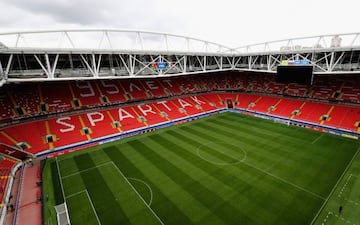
[54,203,71,225]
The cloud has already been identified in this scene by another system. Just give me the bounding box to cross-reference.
[0,0,183,30]
[2,0,107,25]
[0,0,358,47]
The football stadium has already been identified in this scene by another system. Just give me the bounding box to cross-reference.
[0,30,359,225]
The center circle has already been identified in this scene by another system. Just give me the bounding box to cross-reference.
[196,141,247,166]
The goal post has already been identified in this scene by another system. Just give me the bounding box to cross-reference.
[54,202,71,225]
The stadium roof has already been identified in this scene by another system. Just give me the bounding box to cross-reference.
[0,29,359,55]
[235,32,360,54]
[0,29,234,54]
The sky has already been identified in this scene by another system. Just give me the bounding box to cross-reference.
[0,0,358,48]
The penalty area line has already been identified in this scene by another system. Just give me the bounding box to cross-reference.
[127,177,153,206]
[61,161,113,179]
[110,162,164,225]
[85,189,102,225]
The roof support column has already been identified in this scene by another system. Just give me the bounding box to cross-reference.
[329,51,335,72]
[80,54,96,77]
[45,53,53,79]
[51,54,59,78]
[203,56,207,72]
[0,59,3,77]
[129,54,135,76]
[183,55,187,73]
[34,54,50,78]
[4,54,13,80]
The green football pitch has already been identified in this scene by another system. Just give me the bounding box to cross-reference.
[42,112,360,225]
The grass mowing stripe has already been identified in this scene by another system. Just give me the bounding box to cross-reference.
[310,147,360,225]
[199,120,296,171]
[203,116,323,160]
[146,133,299,223]
[243,159,326,200]
[190,120,330,183]
[202,120,360,196]
[74,155,164,225]
[127,139,257,225]
[189,121,296,163]
[162,129,322,224]
[103,146,197,225]
[43,112,360,225]
[61,161,112,179]
[182,123,326,199]
[65,190,101,225]
[66,189,87,199]
[108,161,164,225]
[61,173,86,200]
[177,121,339,198]
[85,190,102,225]
[121,140,235,225]
[204,117,318,157]
[49,160,65,205]
[216,113,318,143]
[73,154,130,225]
[55,158,66,203]
[154,131,264,190]
[176,125,287,170]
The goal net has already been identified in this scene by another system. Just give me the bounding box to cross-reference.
[54,202,71,225]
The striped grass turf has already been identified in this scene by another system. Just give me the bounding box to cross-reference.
[42,112,359,225]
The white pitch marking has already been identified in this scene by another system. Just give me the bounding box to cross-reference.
[66,190,86,199]
[196,141,247,166]
[57,157,74,163]
[311,133,324,144]
[310,147,360,225]
[56,158,66,201]
[110,162,164,225]
[127,177,154,206]
[65,189,102,225]
[243,161,326,200]
[322,211,357,225]
[344,198,360,206]
[85,189,102,225]
[338,174,353,198]
[61,161,112,179]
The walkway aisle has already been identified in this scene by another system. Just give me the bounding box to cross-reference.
[16,162,42,225]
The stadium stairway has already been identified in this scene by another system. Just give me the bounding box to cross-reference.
[291,102,332,124]
[141,79,170,98]
[235,94,260,109]
[270,99,304,118]
[42,82,73,113]
[285,83,309,97]
[202,94,224,107]
[322,105,360,131]
[69,81,108,107]
[95,80,128,104]
[250,96,280,113]
[120,80,149,101]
